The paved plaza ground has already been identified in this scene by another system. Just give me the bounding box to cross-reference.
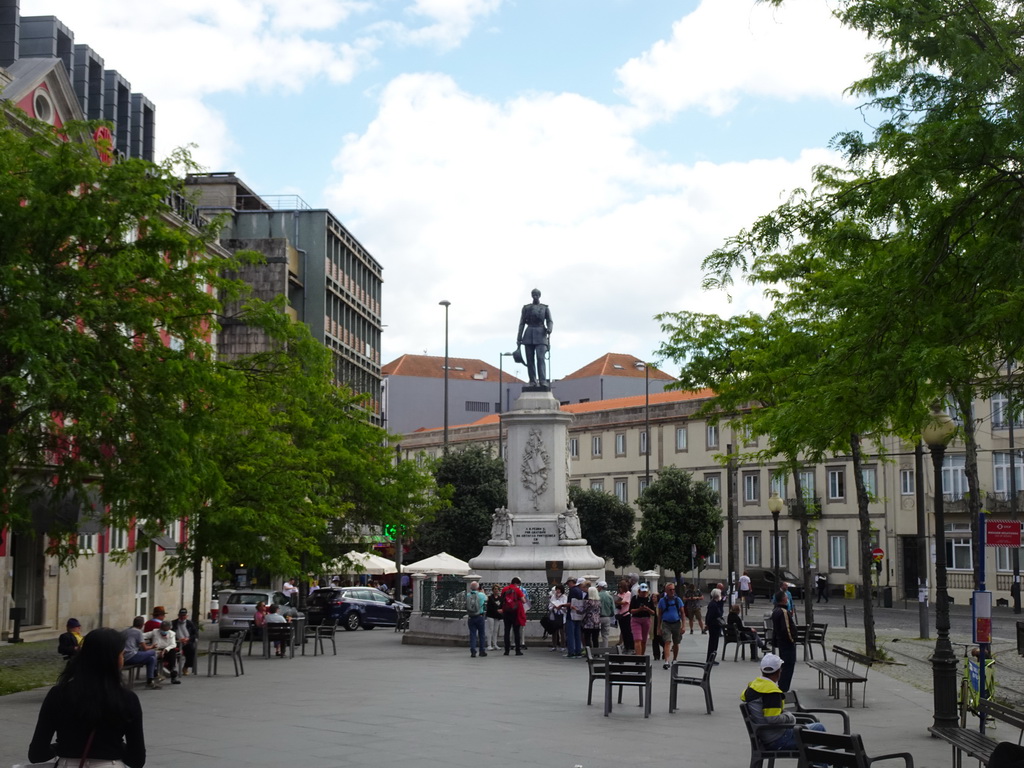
[0,615,968,768]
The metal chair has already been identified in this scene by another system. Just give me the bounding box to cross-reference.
[604,654,653,718]
[669,652,715,714]
[207,632,245,677]
[303,619,338,656]
[584,646,616,705]
[795,728,913,768]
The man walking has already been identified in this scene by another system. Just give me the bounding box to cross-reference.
[816,572,829,603]
[466,581,487,658]
[657,582,684,669]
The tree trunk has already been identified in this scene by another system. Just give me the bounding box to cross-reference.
[793,468,814,627]
[850,433,877,658]
[954,387,983,591]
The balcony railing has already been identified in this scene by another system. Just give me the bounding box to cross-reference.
[785,497,822,520]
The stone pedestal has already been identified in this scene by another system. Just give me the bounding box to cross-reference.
[469,390,605,585]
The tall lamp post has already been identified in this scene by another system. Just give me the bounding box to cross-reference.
[439,300,451,452]
[634,361,651,490]
[768,492,784,588]
[923,404,958,729]
[498,351,514,459]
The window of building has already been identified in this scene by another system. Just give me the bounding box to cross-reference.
[569,438,579,459]
[942,454,968,500]
[592,436,602,457]
[465,401,490,413]
[827,467,845,501]
[706,424,719,449]
[771,531,789,569]
[78,532,96,554]
[992,393,1024,429]
[743,471,760,503]
[828,532,848,571]
[744,532,761,566]
[860,467,877,500]
[614,479,628,503]
[770,473,786,499]
[638,478,650,496]
[798,469,816,498]
[109,528,127,551]
[708,534,722,566]
[704,473,721,501]
[675,427,688,452]
[135,547,150,617]
[994,452,1024,496]
[945,523,973,570]
[590,479,605,492]
[997,547,1016,572]
[615,433,626,456]
[640,430,649,456]
[900,468,915,496]
[741,425,757,447]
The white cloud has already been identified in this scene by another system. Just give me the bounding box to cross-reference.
[324,73,836,373]
[384,0,504,50]
[617,0,874,121]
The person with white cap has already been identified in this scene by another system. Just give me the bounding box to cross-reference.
[741,653,825,752]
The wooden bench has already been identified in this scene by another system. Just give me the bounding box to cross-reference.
[807,645,872,707]
[929,699,1024,768]
[796,728,914,768]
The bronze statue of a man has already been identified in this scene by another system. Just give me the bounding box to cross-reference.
[517,288,553,387]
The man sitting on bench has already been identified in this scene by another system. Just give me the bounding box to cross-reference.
[742,654,825,752]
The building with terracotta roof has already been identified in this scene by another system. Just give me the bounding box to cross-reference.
[382,354,526,435]
[552,352,676,404]
[395,385,1024,608]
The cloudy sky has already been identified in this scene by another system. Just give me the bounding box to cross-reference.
[22,0,875,379]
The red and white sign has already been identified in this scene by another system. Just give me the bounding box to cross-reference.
[986,519,1022,548]
[871,547,884,562]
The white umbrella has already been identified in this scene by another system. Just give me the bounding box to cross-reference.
[405,551,471,575]
[329,550,397,575]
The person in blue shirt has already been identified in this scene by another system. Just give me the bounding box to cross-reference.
[657,582,684,669]
[465,581,488,658]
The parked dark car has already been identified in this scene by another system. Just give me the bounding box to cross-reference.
[305,587,409,631]
[744,568,804,599]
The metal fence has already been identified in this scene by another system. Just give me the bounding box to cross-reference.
[420,577,553,621]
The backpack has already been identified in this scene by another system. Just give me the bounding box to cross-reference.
[503,586,521,612]
[466,591,481,616]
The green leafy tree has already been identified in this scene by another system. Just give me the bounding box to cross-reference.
[568,485,635,567]
[0,116,242,548]
[633,467,722,579]
[414,445,505,562]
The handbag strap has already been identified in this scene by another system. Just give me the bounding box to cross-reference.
[78,729,96,768]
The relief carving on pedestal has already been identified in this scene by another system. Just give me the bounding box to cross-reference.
[521,428,550,512]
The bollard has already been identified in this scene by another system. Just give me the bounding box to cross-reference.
[843,604,848,628]
[8,606,25,643]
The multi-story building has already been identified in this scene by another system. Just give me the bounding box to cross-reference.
[383,352,674,435]
[186,172,384,420]
[397,386,1023,604]
[0,2,208,640]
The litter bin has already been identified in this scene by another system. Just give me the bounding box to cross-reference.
[843,583,856,600]
[883,587,893,608]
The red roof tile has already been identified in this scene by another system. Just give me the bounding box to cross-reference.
[383,354,524,383]
[561,353,677,382]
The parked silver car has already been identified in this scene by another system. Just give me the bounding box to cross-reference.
[218,589,301,637]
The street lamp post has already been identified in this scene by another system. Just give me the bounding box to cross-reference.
[498,351,514,459]
[923,404,958,729]
[768,492,784,588]
[634,361,651,490]
[439,300,451,452]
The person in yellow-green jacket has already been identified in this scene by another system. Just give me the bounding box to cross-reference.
[741,653,825,751]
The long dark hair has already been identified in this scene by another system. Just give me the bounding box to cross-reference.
[57,627,130,726]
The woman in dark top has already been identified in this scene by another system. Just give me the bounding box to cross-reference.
[29,627,146,768]
[704,588,725,663]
